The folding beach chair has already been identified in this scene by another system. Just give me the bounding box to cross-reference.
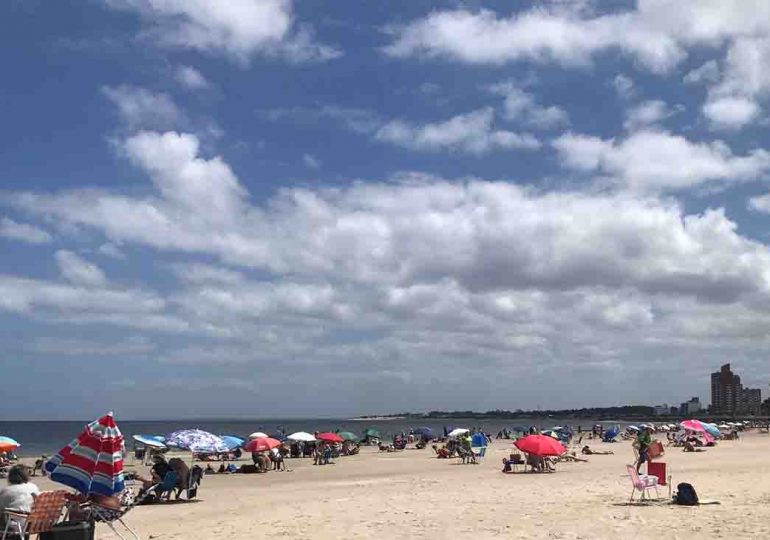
[2,490,66,539]
[626,464,660,501]
[87,485,156,540]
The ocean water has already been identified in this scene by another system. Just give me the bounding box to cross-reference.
[0,417,632,457]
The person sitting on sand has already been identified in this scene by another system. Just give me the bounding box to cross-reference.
[683,441,706,453]
[581,445,613,455]
[0,465,39,527]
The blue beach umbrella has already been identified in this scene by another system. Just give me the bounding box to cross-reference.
[220,435,246,450]
[132,434,167,449]
[411,427,434,438]
[166,429,228,453]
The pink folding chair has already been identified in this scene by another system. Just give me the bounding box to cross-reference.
[626,464,660,501]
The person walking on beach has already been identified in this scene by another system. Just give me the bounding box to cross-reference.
[636,426,652,473]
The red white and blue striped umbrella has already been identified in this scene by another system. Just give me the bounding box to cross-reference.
[44,412,125,496]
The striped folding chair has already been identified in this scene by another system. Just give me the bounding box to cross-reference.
[2,490,67,539]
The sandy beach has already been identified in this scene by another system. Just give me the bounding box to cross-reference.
[24,432,770,539]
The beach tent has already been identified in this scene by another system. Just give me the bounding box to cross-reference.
[471,433,487,447]
[287,432,316,442]
[45,412,125,496]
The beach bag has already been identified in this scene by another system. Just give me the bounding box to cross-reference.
[674,482,699,505]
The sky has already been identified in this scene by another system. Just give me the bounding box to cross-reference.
[2,0,770,420]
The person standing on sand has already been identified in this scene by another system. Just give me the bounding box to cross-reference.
[636,426,652,473]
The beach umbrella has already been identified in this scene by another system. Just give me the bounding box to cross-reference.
[132,434,166,449]
[699,422,721,437]
[287,432,316,442]
[718,424,730,429]
[514,435,565,457]
[542,430,560,439]
[337,431,359,442]
[166,429,228,453]
[362,428,381,438]
[249,432,268,439]
[680,420,706,433]
[627,425,640,432]
[220,435,246,450]
[411,427,434,439]
[0,436,20,454]
[44,412,125,496]
[316,432,344,443]
[448,428,470,438]
[244,437,281,452]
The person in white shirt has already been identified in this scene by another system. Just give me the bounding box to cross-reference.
[0,465,40,526]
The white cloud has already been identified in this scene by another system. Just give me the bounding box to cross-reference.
[375,108,540,154]
[748,192,770,213]
[169,263,244,285]
[684,60,720,84]
[553,130,770,192]
[0,217,52,244]
[174,65,209,90]
[489,82,569,129]
[302,153,321,169]
[624,100,672,130]
[385,2,770,74]
[97,243,126,259]
[10,139,770,409]
[612,74,634,99]
[103,0,340,63]
[29,335,155,356]
[702,37,770,128]
[102,85,183,130]
[122,131,246,220]
[703,96,760,129]
[55,250,108,287]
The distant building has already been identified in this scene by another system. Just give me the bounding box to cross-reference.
[670,406,678,416]
[686,397,701,414]
[653,404,669,416]
[710,364,762,415]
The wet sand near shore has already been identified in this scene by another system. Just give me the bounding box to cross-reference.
[26,433,770,539]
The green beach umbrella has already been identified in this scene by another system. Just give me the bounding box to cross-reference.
[337,431,359,442]
[363,428,381,438]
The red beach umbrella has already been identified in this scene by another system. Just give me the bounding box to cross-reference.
[514,434,565,457]
[244,437,282,453]
[315,432,343,443]
[44,412,125,496]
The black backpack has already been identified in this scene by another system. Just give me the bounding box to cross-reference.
[674,482,699,505]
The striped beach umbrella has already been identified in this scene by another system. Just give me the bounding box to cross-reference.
[0,436,20,454]
[44,412,125,496]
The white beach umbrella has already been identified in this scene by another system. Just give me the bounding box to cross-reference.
[718,424,730,429]
[249,432,269,439]
[287,431,316,442]
[448,428,470,437]
[627,425,640,432]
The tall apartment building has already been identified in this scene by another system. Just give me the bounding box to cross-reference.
[710,363,762,415]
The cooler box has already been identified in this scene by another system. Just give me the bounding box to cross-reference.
[647,461,667,486]
[39,521,94,540]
